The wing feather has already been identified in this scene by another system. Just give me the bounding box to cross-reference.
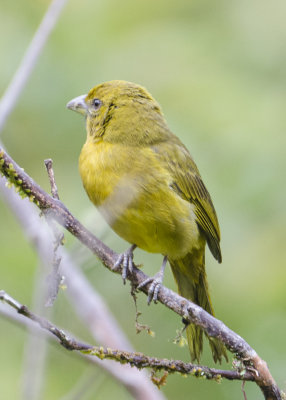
[154,141,222,262]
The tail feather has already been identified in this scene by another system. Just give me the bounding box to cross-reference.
[169,254,228,363]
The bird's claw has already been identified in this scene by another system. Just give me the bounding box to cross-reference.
[137,256,167,305]
[137,274,163,305]
[113,245,136,284]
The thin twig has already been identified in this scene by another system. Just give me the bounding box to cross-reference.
[44,159,60,200]
[44,158,64,306]
[0,0,69,132]
[0,290,254,383]
[242,381,248,400]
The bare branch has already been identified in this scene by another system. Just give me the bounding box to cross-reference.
[0,146,283,400]
[44,158,65,306]
[0,0,69,132]
[44,159,60,200]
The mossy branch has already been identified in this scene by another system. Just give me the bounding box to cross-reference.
[0,290,254,386]
[0,147,283,400]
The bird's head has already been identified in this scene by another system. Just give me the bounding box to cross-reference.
[67,80,170,145]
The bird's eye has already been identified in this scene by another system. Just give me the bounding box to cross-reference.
[93,98,102,110]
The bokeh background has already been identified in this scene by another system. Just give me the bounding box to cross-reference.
[1,0,286,399]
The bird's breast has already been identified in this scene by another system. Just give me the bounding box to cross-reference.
[79,140,123,206]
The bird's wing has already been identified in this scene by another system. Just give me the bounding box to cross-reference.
[154,141,222,262]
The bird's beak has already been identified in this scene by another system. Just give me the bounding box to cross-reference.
[66,94,88,116]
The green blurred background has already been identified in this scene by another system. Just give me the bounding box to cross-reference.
[0,0,285,399]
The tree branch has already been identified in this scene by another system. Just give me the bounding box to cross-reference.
[0,302,163,397]
[0,146,283,400]
[0,290,254,384]
[0,0,69,132]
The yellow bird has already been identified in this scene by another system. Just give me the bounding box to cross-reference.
[67,80,227,363]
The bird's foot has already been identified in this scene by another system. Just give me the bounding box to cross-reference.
[137,274,163,305]
[137,256,168,305]
[113,244,137,284]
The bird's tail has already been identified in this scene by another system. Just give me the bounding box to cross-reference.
[169,253,227,363]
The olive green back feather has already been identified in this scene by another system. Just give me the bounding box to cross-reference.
[152,139,222,263]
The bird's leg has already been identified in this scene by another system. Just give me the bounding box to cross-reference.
[137,256,168,305]
[113,244,137,284]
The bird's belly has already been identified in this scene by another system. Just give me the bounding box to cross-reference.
[104,188,201,259]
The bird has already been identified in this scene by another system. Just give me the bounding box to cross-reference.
[67,80,227,363]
